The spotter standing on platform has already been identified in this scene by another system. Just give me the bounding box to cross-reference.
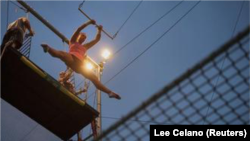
[41,20,121,100]
[1,17,35,53]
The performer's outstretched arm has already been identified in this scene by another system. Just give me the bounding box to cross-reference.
[84,25,102,50]
[70,20,95,43]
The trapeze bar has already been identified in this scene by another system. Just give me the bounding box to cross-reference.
[78,8,115,40]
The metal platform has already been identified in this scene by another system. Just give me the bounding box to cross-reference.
[1,47,99,140]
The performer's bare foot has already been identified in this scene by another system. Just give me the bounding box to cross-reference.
[41,43,49,53]
[109,92,121,100]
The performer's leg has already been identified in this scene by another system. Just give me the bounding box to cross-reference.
[41,44,74,64]
[80,68,121,99]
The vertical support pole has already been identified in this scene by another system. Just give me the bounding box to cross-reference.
[96,66,102,138]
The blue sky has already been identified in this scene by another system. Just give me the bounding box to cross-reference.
[1,1,249,141]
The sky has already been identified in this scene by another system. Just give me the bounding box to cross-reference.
[1,1,249,141]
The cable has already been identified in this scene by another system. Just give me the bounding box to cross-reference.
[9,0,28,13]
[102,116,164,125]
[231,1,245,36]
[79,0,86,9]
[79,0,141,39]
[113,0,143,38]
[20,124,39,141]
[105,1,201,85]
[113,1,184,57]
[203,0,246,124]
[6,0,10,30]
